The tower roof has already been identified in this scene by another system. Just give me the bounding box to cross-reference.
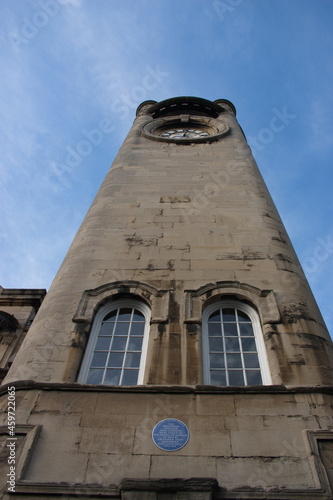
[136,96,236,118]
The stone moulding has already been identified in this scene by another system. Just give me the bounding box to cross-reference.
[72,281,170,326]
[0,288,46,310]
[306,430,333,496]
[184,281,281,325]
[12,482,119,498]
[1,380,333,395]
[140,114,230,144]
[0,424,41,482]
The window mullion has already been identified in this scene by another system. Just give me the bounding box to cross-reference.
[221,309,229,387]
[102,311,118,385]
[236,311,247,386]
[119,308,134,386]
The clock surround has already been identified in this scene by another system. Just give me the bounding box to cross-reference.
[141,115,230,143]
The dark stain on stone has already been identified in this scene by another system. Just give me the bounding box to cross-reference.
[158,323,166,337]
[272,234,287,245]
[169,292,180,328]
[282,303,316,324]
[186,324,199,335]
[126,235,158,247]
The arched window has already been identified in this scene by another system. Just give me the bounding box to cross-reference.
[78,299,150,386]
[202,301,271,386]
[0,311,18,333]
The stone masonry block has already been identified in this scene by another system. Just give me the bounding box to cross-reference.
[25,451,88,483]
[224,415,264,431]
[85,453,151,485]
[79,425,132,455]
[234,394,312,417]
[216,456,314,489]
[195,395,235,416]
[33,391,98,414]
[150,455,216,481]
[230,429,308,458]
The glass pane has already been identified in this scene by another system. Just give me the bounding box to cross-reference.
[91,352,108,367]
[237,310,251,322]
[228,370,245,386]
[99,322,115,336]
[107,352,124,368]
[95,336,112,351]
[210,370,226,386]
[243,353,260,368]
[239,323,254,337]
[111,336,127,351]
[209,337,223,352]
[223,322,238,336]
[246,370,262,385]
[130,322,145,336]
[114,322,130,335]
[241,337,257,351]
[104,310,117,321]
[226,353,242,368]
[87,369,103,384]
[122,369,139,386]
[225,337,240,352]
[125,352,141,368]
[222,308,236,321]
[104,369,121,385]
[209,353,225,369]
[118,308,133,321]
[208,310,221,322]
[208,323,221,336]
[132,310,145,321]
[128,336,143,351]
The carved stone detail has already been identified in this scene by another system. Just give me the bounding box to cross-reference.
[73,280,170,326]
[184,281,281,325]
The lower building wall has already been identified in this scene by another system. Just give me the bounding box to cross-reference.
[0,384,332,499]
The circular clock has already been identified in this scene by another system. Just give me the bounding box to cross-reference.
[158,127,210,140]
[141,117,229,143]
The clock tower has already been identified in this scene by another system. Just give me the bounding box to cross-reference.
[1,96,333,499]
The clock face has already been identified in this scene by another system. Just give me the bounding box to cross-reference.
[141,117,230,143]
[159,128,210,140]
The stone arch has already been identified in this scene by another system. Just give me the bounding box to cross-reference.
[73,280,170,327]
[184,281,281,325]
[0,311,19,333]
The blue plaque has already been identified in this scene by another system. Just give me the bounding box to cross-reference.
[152,418,189,451]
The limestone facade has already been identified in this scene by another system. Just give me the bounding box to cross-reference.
[1,97,332,499]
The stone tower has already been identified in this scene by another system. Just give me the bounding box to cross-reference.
[1,96,333,499]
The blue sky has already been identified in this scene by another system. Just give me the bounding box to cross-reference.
[1,0,332,334]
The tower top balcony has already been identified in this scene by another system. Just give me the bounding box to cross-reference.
[136,96,236,118]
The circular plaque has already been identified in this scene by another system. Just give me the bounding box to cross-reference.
[152,418,189,451]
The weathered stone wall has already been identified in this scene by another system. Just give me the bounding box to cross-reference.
[0,385,332,498]
[0,288,46,382]
[4,99,332,387]
[1,97,333,498]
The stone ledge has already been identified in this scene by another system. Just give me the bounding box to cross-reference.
[11,481,119,497]
[0,287,46,310]
[8,479,330,500]
[120,477,218,492]
[1,380,333,397]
